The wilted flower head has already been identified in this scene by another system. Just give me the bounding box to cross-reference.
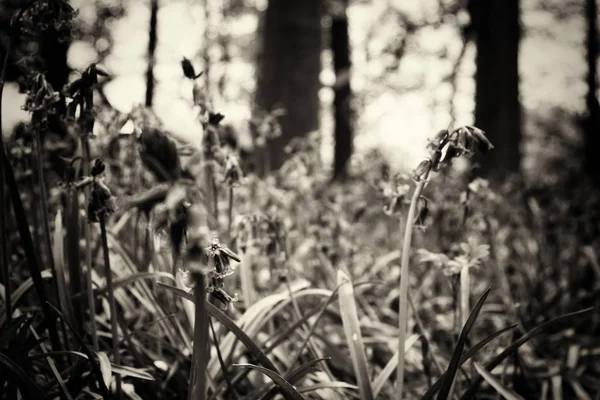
[204,237,240,275]
[202,113,225,160]
[414,125,493,181]
[181,57,203,80]
[23,74,61,115]
[222,153,244,187]
[87,160,116,222]
[186,236,240,310]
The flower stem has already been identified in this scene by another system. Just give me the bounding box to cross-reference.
[33,128,58,294]
[397,173,429,400]
[99,213,122,399]
[81,119,99,351]
[227,186,233,237]
[189,273,209,400]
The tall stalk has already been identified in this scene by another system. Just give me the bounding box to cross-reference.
[33,124,58,290]
[81,115,99,351]
[396,173,428,400]
[99,213,122,399]
[0,29,62,352]
[189,272,209,400]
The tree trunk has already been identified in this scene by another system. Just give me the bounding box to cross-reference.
[331,0,352,180]
[145,0,158,107]
[584,0,600,184]
[470,0,522,182]
[254,0,323,172]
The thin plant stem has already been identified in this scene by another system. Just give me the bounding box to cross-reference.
[209,317,238,400]
[99,213,122,399]
[2,145,63,351]
[212,174,218,228]
[283,272,334,379]
[81,129,99,351]
[189,273,209,400]
[33,128,58,291]
[227,186,233,237]
[397,172,429,400]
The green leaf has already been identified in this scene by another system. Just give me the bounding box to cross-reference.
[297,382,358,394]
[437,287,491,400]
[97,351,113,388]
[460,307,593,399]
[234,363,304,400]
[473,362,524,400]
[421,324,517,400]
[372,334,420,397]
[158,282,279,373]
[337,270,374,400]
[46,302,110,398]
[0,350,48,399]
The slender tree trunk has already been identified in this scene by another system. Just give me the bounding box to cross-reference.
[255,0,323,172]
[470,0,522,182]
[145,0,158,107]
[332,0,352,180]
[584,0,600,184]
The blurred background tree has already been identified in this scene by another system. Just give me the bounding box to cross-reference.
[331,0,353,180]
[0,0,598,185]
[253,0,324,173]
[468,0,522,182]
[584,0,599,184]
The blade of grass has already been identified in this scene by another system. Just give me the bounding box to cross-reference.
[460,307,593,400]
[473,362,524,400]
[210,317,238,400]
[29,350,155,380]
[283,271,334,380]
[46,302,110,398]
[97,351,113,390]
[0,350,49,399]
[373,334,420,397]
[2,146,62,351]
[286,358,332,384]
[233,363,305,400]
[29,323,74,400]
[420,324,518,400]
[33,127,58,301]
[53,210,76,338]
[158,282,279,372]
[209,301,325,400]
[99,214,122,399]
[81,140,99,351]
[297,382,358,394]
[239,244,257,307]
[337,270,374,400]
[459,267,470,329]
[437,287,491,400]
[65,185,85,335]
[261,358,332,400]
[0,270,53,326]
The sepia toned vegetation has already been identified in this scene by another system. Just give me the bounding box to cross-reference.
[0,0,599,399]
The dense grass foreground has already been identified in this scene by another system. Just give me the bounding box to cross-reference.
[1,1,599,399]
